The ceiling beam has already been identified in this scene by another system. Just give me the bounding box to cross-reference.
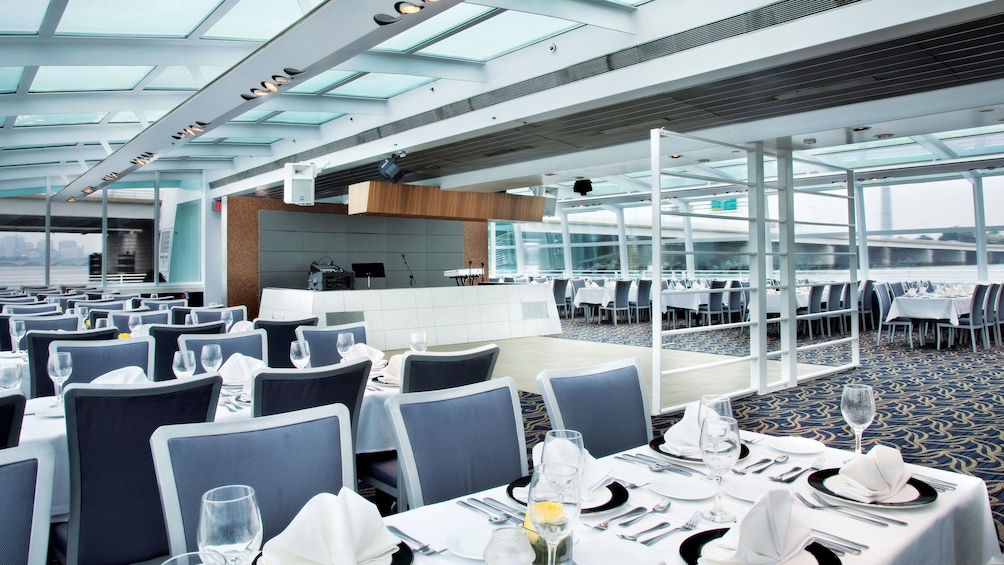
[468,0,636,34]
[256,95,389,116]
[1,92,189,116]
[0,38,256,67]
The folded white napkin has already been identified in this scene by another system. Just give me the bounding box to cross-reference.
[699,490,812,565]
[92,366,148,384]
[835,444,910,502]
[905,288,918,297]
[379,354,404,384]
[531,440,614,501]
[675,283,686,290]
[260,489,399,565]
[588,282,599,288]
[229,320,254,333]
[660,401,703,458]
[131,324,151,337]
[218,352,266,389]
[346,343,385,365]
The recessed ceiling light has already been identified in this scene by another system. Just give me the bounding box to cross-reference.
[240,94,256,101]
[67,197,77,202]
[874,133,894,139]
[395,2,422,14]
[670,154,682,159]
[802,138,816,145]
[852,126,871,132]
[82,187,94,194]
[262,81,278,92]
[251,88,269,97]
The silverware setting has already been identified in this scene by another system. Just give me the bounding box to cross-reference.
[386,525,444,556]
[480,497,529,524]
[732,457,771,475]
[914,473,957,491]
[811,529,869,551]
[619,499,671,527]
[795,492,887,527]
[591,506,646,531]
[615,454,695,477]
[456,500,507,524]
[751,454,788,474]
[616,478,650,489]
[809,492,908,526]
[770,456,826,483]
[640,510,703,546]
[633,453,709,477]
[618,521,670,541]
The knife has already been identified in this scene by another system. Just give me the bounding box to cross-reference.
[467,498,523,524]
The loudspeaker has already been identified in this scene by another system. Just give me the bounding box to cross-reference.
[378,158,404,183]
[284,163,315,206]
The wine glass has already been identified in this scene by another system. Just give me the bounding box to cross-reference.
[699,394,732,423]
[197,485,263,565]
[409,331,427,352]
[0,365,22,391]
[185,314,195,326]
[173,350,196,379]
[220,310,234,332]
[95,318,109,329]
[528,463,580,565]
[160,552,226,565]
[540,429,585,483]
[841,383,875,455]
[289,340,310,369]
[201,344,223,374]
[77,306,89,326]
[336,332,354,362]
[47,352,73,409]
[128,314,142,334]
[699,415,740,523]
[9,319,25,354]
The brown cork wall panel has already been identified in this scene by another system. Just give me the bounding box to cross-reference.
[464,221,488,283]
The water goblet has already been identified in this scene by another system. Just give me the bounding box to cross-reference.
[159,304,170,311]
[201,344,223,374]
[841,383,875,455]
[528,463,580,565]
[336,332,354,362]
[409,331,427,352]
[220,310,234,332]
[699,416,740,523]
[290,340,311,369]
[9,319,26,354]
[47,352,73,409]
[95,318,109,329]
[698,394,732,423]
[540,429,585,484]
[0,365,22,391]
[160,552,226,565]
[185,314,195,326]
[128,314,142,334]
[197,485,263,565]
[172,350,196,379]
[77,306,89,326]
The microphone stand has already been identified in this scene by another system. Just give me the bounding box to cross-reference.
[402,254,416,288]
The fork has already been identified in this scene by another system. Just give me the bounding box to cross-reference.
[771,456,825,483]
[794,493,889,527]
[810,492,908,526]
[387,525,440,555]
[590,506,646,531]
[614,455,693,477]
[640,510,702,546]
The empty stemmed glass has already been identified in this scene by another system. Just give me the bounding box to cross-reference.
[0,365,21,391]
[201,344,223,374]
[47,352,73,409]
[197,485,263,565]
[699,415,740,523]
[9,319,25,355]
[336,332,354,362]
[699,394,732,423]
[128,314,142,334]
[409,331,427,352]
[528,463,580,565]
[841,383,875,456]
[172,350,196,379]
[290,340,310,369]
[220,310,234,332]
[540,429,585,481]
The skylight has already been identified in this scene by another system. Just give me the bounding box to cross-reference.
[327,74,434,99]
[109,110,167,124]
[0,67,24,93]
[220,137,281,144]
[0,0,50,34]
[14,113,108,127]
[372,4,494,53]
[264,111,343,125]
[417,11,580,62]
[30,66,154,92]
[230,110,274,123]
[286,70,356,94]
[203,0,323,42]
[54,0,221,38]
[145,67,199,91]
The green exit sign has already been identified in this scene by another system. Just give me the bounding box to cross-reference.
[711,198,737,211]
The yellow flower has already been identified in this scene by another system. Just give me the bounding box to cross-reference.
[530,501,564,523]
[119,333,131,339]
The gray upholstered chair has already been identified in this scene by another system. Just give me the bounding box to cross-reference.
[400,343,499,394]
[2,303,60,315]
[108,310,170,333]
[253,316,319,368]
[874,282,915,348]
[51,336,155,385]
[0,296,38,305]
[698,280,728,326]
[0,389,26,449]
[140,298,187,311]
[24,328,118,398]
[190,305,247,325]
[147,322,226,382]
[552,278,571,319]
[598,280,632,325]
[937,283,990,352]
[0,442,55,565]
[388,377,528,509]
[295,322,368,367]
[630,279,653,323]
[150,403,355,555]
[52,376,221,565]
[7,314,80,352]
[536,358,651,458]
[178,329,268,372]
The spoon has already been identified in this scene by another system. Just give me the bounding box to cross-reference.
[620,499,671,527]
[618,521,670,541]
[456,500,508,524]
[752,454,788,474]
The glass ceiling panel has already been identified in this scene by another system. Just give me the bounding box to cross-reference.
[417,11,580,62]
[231,110,274,123]
[327,73,434,98]
[808,141,934,169]
[108,110,167,123]
[286,70,356,94]
[31,66,153,92]
[0,67,24,93]
[941,132,1004,157]
[220,137,280,144]
[0,0,50,34]
[264,111,343,125]
[14,112,108,127]
[3,143,78,151]
[203,0,322,41]
[372,4,494,53]
[189,137,221,144]
[145,67,199,90]
[55,0,222,37]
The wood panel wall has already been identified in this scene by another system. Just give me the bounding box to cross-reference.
[348,181,545,222]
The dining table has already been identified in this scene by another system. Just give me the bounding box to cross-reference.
[886,294,972,326]
[383,432,998,565]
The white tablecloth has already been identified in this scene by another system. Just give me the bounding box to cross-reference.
[385,437,998,565]
[764,291,810,314]
[573,285,639,308]
[20,382,399,520]
[887,296,973,325]
[660,290,708,312]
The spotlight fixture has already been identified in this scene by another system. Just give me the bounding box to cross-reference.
[284,68,304,76]
[172,134,183,139]
[67,196,77,202]
[395,2,422,14]
[696,158,711,163]
[572,179,593,196]
[374,13,402,25]
[670,154,682,159]
[377,155,404,183]
[271,75,292,84]
[852,126,871,132]
[251,88,269,97]
[195,121,210,127]
[103,172,118,181]
[262,81,278,92]
[241,93,256,101]
[82,187,95,194]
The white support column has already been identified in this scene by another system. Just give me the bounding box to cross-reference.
[681,199,695,279]
[559,209,573,278]
[513,223,526,275]
[747,143,769,392]
[776,146,798,388]
[971,176,989,281]
[101,186,108,290]
[615,206,628,277]
[650,128,663,415]
[153,171,160,289]
[854,180,870,282]
[44,178,51,286]
[846,171,861,367]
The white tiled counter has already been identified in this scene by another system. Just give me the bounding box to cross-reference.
[259,284,562,350]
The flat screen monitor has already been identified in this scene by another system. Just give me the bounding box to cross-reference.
[352,263,386,278]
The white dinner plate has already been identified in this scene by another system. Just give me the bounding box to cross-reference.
[445,527,492,560]
[723,477,775,502]
[577,537,661,565]
[649,475,717,500]
[34,406,65,419]
[696,533,819,565]
[768,436,825,455]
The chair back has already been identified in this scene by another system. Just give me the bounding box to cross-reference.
[25,328,118,398]
[251,358,370,446]
[3,303,60,315]
[636,279,653,304]
[890,282,905,297]
[1,311,64,351]
[873,282,892,320]
[0,297,37,305]
[295,322,368,366]
[401,343,499,394]
[62,377,221,565]
[808,284,826,314]
[537,358,650,458]
[570,278,585,299]
[51,336,155,385]
[613,280,632,307]
[16,313,80,334]
[0,443,55,565]
[826,283,845,312]
[179,329,268,372]
[859,280,874,313]
[140,298,187,311]
[170,306,197,325]
[0,390,26,449]
[109,310,170,333]
[985,283,1000,324]
[150,404,354,555]
[706,284,725,311]
[253,317,319,368]
[727,280,742,311]
[552,278,569,306]
[969,284,989,326]
[389,377,528,508]
[190,305,247,325]
[147,322,226,382]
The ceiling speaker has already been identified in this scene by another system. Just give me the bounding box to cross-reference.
[378,157,404,183]
[573,179,593,195]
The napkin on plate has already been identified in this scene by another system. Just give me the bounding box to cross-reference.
[346,343,385,365]
[260,488,399,565]
[92,366,148,384]
[229,320,254,333]
[218,352,266,389]
[675,283,686,290]
[378,354,404,385]
[835,444,910,502]
[531,439,614,502]
[905,288,918,297]
[699,490,812,565]
[660,401,704,458]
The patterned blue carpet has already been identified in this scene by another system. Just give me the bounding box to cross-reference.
[519,316,1004,548]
